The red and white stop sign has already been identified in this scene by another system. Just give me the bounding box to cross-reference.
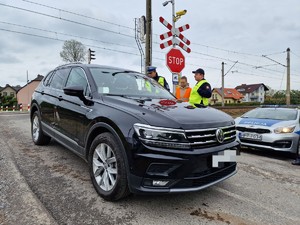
[166,48,185,73]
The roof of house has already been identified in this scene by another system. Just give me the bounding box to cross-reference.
[213,88,244,100]
[235,83,269,94]
[0,84,21,92]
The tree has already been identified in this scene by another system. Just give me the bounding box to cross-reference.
[60,39,86,63]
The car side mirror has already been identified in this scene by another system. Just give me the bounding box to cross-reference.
[64,86,84,98]
[63,86,93,106]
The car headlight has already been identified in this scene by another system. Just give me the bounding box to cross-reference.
[133,123,190,149]
[274,125,296,134]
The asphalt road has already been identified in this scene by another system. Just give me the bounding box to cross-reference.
[0,112,299,225]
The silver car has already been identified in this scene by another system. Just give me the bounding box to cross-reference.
[235,107,300,153]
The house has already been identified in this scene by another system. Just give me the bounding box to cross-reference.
[0,84,21,98]
[235,83,269,103]
[17,75,44,107]
[210,88,244,105]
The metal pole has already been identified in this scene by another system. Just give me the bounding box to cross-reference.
[171,0,175,47]
[222,62,225,107]
[145,0,152,69]
[286,48,290,105]
[171,0,176,94]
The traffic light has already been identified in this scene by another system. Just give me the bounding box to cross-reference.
[88,48,96,64]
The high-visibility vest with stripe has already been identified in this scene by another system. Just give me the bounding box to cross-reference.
[145,77,165,92]
[189,79,209,106]
[175,87,191,102]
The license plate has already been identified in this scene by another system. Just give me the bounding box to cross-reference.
[239,132,262,140]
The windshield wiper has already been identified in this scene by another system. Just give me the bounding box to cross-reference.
[112,70,135,76]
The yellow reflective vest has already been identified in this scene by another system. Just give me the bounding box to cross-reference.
[189,79,209,106]
[145,77,165,92]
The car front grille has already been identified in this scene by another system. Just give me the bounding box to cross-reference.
[236,126,271,134]
[173,163,236,188]
[185,125,236,149]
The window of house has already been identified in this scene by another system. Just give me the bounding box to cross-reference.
[3,92,7,96]
[10,92,14,97]
[65,67,91,97]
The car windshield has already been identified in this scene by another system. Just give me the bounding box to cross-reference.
[241,108,298,120]
[89,68,174,99]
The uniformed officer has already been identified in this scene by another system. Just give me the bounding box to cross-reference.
[189,68,212,106]
[147,66,170,91]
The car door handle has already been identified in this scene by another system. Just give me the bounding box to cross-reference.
[41,91,45,95]
[58,96,63,101]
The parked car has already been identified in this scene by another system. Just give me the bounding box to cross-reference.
[31,63,239,201]
[235,106,300,153]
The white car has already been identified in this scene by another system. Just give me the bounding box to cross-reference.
[235,107,300,153]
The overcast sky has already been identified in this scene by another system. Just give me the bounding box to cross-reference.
[0,0,299,91]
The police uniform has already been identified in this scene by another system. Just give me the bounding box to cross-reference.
[189,68,212,106]
[147,66,170,91]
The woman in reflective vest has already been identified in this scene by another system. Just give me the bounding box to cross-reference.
[189,68,212,106]
[175,76,191,102]
[146,66,170,91]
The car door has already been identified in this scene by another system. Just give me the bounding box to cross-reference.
[39,71,56,127]
[56,66,92,154]
[43,68,70,136]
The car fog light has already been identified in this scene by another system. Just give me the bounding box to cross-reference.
[153,180,169,187]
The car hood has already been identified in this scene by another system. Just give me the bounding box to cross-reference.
[102,96,234,129]
[235,117,295,128]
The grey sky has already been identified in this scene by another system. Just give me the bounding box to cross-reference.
[0,0,299,91]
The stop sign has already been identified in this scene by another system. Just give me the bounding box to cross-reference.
[166,48,185,73]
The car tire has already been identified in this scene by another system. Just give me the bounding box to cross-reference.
[88,132,130,201]
[31,111,51,145]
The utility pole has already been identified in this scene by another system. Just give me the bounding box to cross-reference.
[286,48,290,105]
[221,62,225,107]
[145,0,152,70]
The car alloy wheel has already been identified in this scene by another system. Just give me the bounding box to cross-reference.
[31,111,51,145]
[93,143,117,191]
[32,115,40,142]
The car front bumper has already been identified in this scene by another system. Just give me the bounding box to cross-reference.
[127,140,239,194]
[238,131,299,153]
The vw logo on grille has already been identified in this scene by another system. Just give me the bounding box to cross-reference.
[216,129,224,143]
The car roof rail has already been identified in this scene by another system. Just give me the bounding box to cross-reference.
[56,62,83,68]
[260,104,300,109]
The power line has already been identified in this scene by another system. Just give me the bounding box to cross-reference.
[262,50,286,56]
[0,3,135,38]
[191,42,261,57]
[16,0,290,61]
[21,0,135,31]
[0,21,137,50]
[291,51,300,59]
[0,28,140,56]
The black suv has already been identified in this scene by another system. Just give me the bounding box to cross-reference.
[31,63,239,201]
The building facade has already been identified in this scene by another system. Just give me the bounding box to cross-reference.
[210,88,244,105]
[17,75,43,107]
[235,83,269,103]
[0,84,21,98]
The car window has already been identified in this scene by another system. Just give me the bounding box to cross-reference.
[43,71,54,87]
[242,108,298,120]
[49,68,69,90]
[89,68,173,99]
[65,67,91,97]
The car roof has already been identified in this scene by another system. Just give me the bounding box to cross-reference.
[55,63,140,74]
